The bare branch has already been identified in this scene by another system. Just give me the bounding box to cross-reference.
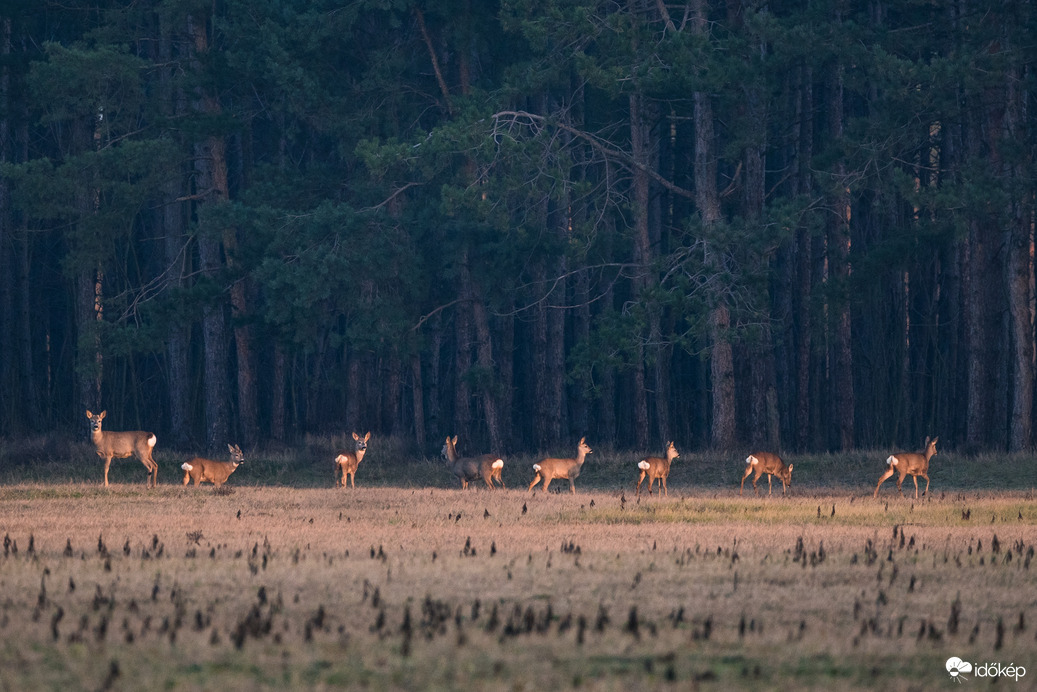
[411,298,465,332]
[491,110,696,200]
[414,8,454,116]
[360,182,424,212]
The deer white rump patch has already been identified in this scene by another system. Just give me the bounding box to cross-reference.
[532,463,541,473]
[148,434,157,448]
[181,462,193,471]
[887,455,898,466]
[492,459,504,469]
[746,454,759,466]
[638,460,650,470]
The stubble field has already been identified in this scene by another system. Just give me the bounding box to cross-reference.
[1,463,1036,691]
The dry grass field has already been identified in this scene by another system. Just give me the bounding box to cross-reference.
[1,441,1036,689]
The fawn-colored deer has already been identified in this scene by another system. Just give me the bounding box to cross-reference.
[740,452,793,496]
[85,410,158,488]
[181,444,245,489]
[873,436,938,499]
[528,437,592,494]
[441,436,505,490]
[334,432,370,488]
[636,441,679,497]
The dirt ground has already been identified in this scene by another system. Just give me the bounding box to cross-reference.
[0,484,1034,690]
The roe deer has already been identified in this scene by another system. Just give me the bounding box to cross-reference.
[441,436,505,490]
[528,437,592,494]
[86,410,158,488]
[334,432,370,488]
[636,441,679,497]
[740,452,792,496]
[181,444,244,489]
[873,436,938,499]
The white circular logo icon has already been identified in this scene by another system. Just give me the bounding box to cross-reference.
[946,657,973,682]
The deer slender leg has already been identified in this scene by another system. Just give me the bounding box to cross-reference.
[528,474,541,492]
[740,467,753,496]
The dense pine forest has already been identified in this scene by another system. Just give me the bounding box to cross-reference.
[0,1,1034,456]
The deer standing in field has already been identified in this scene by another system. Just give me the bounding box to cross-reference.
[85,410,158,488]
[181,444,245,489]
[873,436,938,499]
[740,452,793,496]
[441,436,505,490]
[334,432,370,488]
[528,437,592,494]
[636,441,679,497]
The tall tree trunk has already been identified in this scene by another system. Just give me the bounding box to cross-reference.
[571,254,591,440]
[533,280,554,450]
[188,11,255,447]
[427,316,442,442]
[497,309,514,449]
[14,122,37,430]
[383,353,402,435]
[964,49,1009,449]
[964,219,999,448]
[271,344,287,442]
[1004,64,1033,451]
[158,24,190,448]
[794,64,814,451]
[692,0,735,449]
[827,63,854,450]
[162,188,190,448]
[189,12,229,451]
[629,91,653,450]
[0,16,11,431]
[410,352,425,448]
[453,268,473,444]
[72,114,103,417]
[230,279,258,445]
[546,251,567,447]
[742,77,779,449]
[346,352,361,429]
[466,261,503,454]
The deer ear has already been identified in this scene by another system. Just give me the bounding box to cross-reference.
[364,432,371,442]
[85,410,93,418]
[228,444,235,453]
[931,436,938,444]
[352,432,360,441]
[579,437,586,444]
[788,464,793,472]
[99,410,107,419]
[451,435,458,444]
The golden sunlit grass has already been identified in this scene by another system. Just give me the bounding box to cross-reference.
[0,480,1035,690]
